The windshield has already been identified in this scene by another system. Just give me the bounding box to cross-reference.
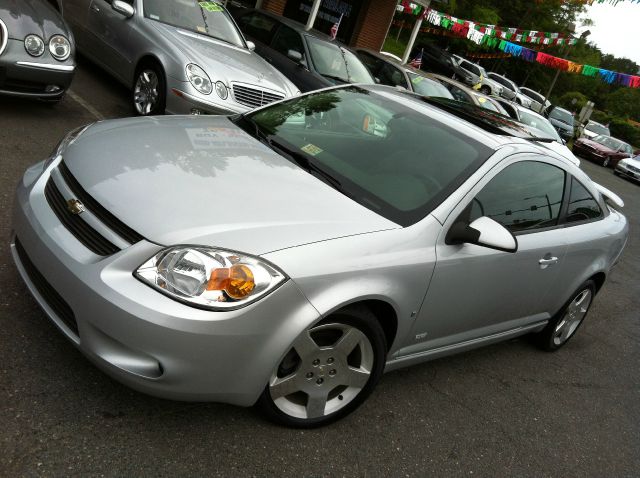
[143,0,245,47]
[593,135,623,150]
[549,108,574,126]
[240,87,492,225]
[518,110,560,141]
[408,73,454,99]
[307,37,374,84]
[586,122,610,136]
[475,95,501,113]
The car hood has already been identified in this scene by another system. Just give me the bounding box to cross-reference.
[1,0,70,39]
[577,137,615,154]
[549,118,573,132]
[62,116,398,255]
[150,22,297,97]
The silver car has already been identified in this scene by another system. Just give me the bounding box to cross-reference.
[12,85,628,427]
[54,0,298,114]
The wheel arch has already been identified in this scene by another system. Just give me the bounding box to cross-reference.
[325,299,399,353]
[589,271,606,294]
[133,54,166,88]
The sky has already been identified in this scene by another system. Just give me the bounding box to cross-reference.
[583,2,640,67]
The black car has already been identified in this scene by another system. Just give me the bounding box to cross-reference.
[0,0,75,102]
[546,106,575,141]
[410,43,473,83]
[232,9,374,92]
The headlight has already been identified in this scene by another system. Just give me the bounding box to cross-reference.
[44,124,93,170]
[215,80,228,99]
[186,64,213,95]
[24,34,45,57]
[49,35,71,61]
[136,246,287,310]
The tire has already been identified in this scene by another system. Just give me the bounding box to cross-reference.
[132,62,166,116]
[602,156,611,168]
[257,306,387,428]
[534,280,596,351]
[480,86,491,95]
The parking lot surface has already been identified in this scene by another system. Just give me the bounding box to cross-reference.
[1,59,639,477]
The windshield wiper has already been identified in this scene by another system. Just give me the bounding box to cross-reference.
[322,73,349,83]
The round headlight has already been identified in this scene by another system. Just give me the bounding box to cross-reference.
[215,81,228,100]
[186,64,213,95]
[24,35,45,57]
[49,35,71,61]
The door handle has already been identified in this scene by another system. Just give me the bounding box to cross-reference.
[91,4,100,12]
[538,256,559,269]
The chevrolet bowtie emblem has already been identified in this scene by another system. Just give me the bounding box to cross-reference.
[66,198,85,215]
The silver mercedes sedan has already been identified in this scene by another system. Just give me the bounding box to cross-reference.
[54,0,298,114]
[12,85,628,427]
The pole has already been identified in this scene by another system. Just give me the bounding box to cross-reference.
[543,44,571,107]
[401,0,430,64]
[305,0,322,31]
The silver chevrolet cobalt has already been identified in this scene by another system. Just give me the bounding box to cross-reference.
[12,85,628,427]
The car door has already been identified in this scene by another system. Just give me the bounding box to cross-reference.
[268,24,324,92]
[59,0,91,50]
[87,0,134,81]
[406,156,570,353]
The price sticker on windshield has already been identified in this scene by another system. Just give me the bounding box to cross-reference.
[301,144,323,156]
[199,2,223,12]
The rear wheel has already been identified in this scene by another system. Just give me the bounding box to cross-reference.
[480,85,491,95]
[132,63,166,116]
[535,280,596,351]
[602,156,611,167]
[257,307,386,428]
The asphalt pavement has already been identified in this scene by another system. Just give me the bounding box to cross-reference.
[1,59,638,477]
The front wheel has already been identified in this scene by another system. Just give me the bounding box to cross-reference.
[534,280,596,351]
[257,307,386,427]
[132,64,166,116]
[480,86,491,95]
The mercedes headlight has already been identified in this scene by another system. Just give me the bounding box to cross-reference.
[136,247,287,310]
[186,64,213,95]
[49,35,71,61]
[215,81,228,99]
[24,34,45,57]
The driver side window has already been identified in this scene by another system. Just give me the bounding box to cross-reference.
[470,161,566,232]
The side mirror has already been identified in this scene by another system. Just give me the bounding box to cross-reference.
[246,40,256,51]
[446,216,518,253]
[287,50,303,63]
[112,0,134,18]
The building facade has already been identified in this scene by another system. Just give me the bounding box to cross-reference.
[232,0,399,51]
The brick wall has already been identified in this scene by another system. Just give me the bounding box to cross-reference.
[261,0,286,15]
[351,0,397,51]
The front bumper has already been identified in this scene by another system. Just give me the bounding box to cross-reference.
[572,143,606,164]
[11,161,320,406]
[0,39,75,99]
[614,162,640,183]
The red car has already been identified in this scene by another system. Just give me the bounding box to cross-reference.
[572,134,634,167]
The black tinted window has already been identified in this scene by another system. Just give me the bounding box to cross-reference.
[272,25,304,57]
[566,178,602,223]
[471,161,565,232]
[237,12,276,44]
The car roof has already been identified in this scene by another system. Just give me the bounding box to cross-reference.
[423,72,475,92]
[244,8,345,45]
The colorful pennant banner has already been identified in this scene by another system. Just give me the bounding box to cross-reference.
[496,40,640,88]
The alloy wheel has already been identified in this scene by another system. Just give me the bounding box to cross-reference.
[134,69,160,115]
[269,323,374,420]
[552,288,592,346]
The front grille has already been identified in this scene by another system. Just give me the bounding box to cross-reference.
[232,84,284,109]
[14,238,79,336]
[58,162,144,244]
[628,165,640,174]
[45,177,121,256]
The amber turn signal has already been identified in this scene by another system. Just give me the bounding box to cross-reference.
[207,265,255,299]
